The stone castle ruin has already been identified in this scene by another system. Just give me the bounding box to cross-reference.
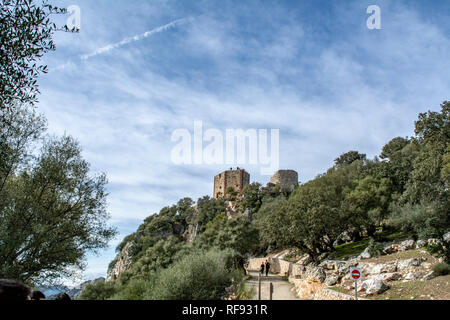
[213,168,298,199]
[214,168,250,199]
[269,170,299,191]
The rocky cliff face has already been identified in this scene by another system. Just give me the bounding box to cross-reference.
[107,242,133,281]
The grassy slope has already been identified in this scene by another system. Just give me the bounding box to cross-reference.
[369,275,450,300]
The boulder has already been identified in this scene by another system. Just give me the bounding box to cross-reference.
[415,240,427,248]
[383,243,400,255]
[324,275,339,286]
[296,254,312,266]
[397,258,422,272]
[359,279,389,295]
[370,273,402,282]
[358,247,371,259]
[421,262,432,270]
[422,271,437,281]
[443,232,450,243]
[336,261,354,276]
[427,238,443,246]
[319,260,336,270]
[369,262,397,274]
[305,266,327,283]
[403,272,423,281]
[399,240,415,251]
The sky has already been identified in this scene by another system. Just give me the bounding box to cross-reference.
[35,0,450,284]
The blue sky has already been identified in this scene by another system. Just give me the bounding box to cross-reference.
[36,0,450,283]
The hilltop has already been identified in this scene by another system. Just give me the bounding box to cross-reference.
[78,102,449,300]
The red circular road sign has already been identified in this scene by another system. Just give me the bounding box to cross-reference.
[351,269,361,280]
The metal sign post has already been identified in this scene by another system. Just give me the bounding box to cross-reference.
[258,273,261,300]
[349,267,362,300]
[269,282,273,300]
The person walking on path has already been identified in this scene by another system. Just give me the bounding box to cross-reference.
[265,260,271,277]
[259,262,265,276]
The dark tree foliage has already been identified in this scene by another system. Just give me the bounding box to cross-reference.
[0,135,117,284]
[334,150,367,167]
[195,195,225,232]
[0,0,75,109]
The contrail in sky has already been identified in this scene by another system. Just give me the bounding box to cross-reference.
[54,17,191,71]
[80,17,190,60]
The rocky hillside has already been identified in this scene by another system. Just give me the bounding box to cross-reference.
[246,233,450,300]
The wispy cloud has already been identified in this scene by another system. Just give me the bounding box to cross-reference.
[54,17,192,71]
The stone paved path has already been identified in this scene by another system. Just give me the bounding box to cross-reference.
[245,271,301,300]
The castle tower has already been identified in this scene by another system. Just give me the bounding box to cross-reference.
[214,168,250,199]
[270,170,298,191]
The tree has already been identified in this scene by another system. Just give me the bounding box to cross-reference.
[343,176,392,235]
[378,137,417,195]
[334,151,366,167]
[196,214,259,257]
[194,195,225,232]
[389,102,450,239]
[253,195,289,250]
[241,183,262,213]
[403,101,449,205]
[0,135,117,284]
[0,103,46,195]
[0,0,73,109]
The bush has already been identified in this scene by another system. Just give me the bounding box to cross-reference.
[148,249,243,300]
[110,278,155,300]
[367,238,384,257]
[77,281,118,300]
[426,243,449,263]
[433,263,450,276]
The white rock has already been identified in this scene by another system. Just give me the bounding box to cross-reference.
[305,266,326,283]
[415,240,427,248]
[325,275,339,286]
[399,240,415,251]
[422,271,437,281]
[427,238,443,246]
[359,279,389,295]
[443,232,450,243]
[296,254,312,266]
[370,273,402,282]
[359,247,371,259]
[397,258,422,271]
[370,262,397,274]
[403,272,423,281]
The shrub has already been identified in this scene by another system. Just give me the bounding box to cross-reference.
[77,281,118,300]
[427,243,449,263]
[109,278,155,300]
[367,238,384,257]
[433,263,450,276]
[147,249,242,300]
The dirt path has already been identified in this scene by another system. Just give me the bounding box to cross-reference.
[245,271,300,300]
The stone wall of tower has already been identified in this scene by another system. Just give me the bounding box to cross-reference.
[214,168,250,199]
[270,170,298,191]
